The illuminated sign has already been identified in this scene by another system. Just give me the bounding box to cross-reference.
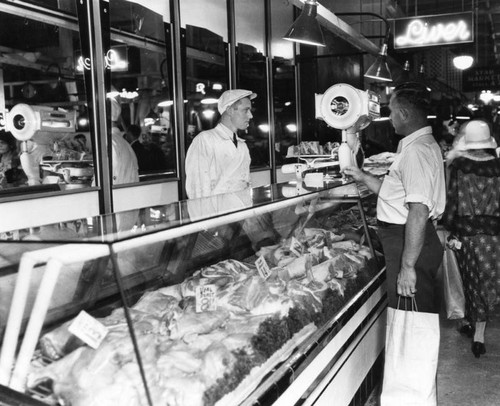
[75,46,129,73]
[394,12,474,49]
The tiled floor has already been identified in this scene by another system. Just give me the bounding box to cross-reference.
[364,307,500,406]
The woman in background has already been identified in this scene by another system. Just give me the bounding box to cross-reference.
[443,119,500,358]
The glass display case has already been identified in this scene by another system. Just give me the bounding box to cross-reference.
[0,179,386,406]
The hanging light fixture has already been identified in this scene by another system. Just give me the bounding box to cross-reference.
[364,43,392,82]
[283,1,326,47]
[363,16,392,82]
[335,12,393,82]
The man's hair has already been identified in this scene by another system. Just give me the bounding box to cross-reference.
[392,82,431,117]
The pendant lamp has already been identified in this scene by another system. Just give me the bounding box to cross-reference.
[334,12,393,82]
[364,42,393,82]
[283,1,326,47]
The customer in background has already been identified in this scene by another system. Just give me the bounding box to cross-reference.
[185,89,255,198]
[442,119,500,358]
[124,124,148,172]
[0,130,26,188]
[142,131,167,171]
[110,98,139,185]
[343,82,446,312]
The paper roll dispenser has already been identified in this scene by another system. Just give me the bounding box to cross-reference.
[315,83,380,130]
[6,103,76,141]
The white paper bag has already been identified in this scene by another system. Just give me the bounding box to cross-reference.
[380,304,440,406]
[442,245,465,320]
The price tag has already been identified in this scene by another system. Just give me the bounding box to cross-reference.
[195,284,218,313]
[68,310,108,349]
[290,237,303,256]
[333,270,344,279]
[255,255,271,279]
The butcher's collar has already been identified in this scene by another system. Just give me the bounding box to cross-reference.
[218,123,245,142]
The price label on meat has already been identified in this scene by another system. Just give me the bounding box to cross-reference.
[68,310,108,349]
[195,284,218,313]
[290,237,303,256]
[255,255,271,279]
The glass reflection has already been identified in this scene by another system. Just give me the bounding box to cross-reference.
[271,1,298,166]
[180,0,228,151]
[109,1,175,182]
[0,6,90,194]
[235,0,269,168]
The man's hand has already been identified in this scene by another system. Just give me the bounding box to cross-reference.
[342,166,364,182]
[397,266,417,297]
[342,166,382,194]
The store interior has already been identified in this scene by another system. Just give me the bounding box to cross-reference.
[0,1,499,405]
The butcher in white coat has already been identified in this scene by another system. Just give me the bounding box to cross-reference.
[185,89,256,199]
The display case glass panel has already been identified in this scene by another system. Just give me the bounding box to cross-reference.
[0,180,382,406]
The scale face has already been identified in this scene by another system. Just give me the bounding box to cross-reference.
[283,84,381,177]
[315,83,380,131]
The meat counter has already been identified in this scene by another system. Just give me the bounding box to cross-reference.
[0,179,387,406]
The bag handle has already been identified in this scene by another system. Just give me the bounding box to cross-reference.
[396,296,418,312]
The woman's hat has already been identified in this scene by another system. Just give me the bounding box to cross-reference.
[456,120,497,151]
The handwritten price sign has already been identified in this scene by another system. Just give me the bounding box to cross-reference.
[68,310,108,349]
[255,255,271,279]
[196,284,218,313]
[290,236,303,257]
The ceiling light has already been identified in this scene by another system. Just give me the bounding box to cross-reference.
[201,97,218,105]
[364,43,393,82]
[283,1,326,47]
[335,12,393,82]
[453,55,474,70]
[158,100,174,107]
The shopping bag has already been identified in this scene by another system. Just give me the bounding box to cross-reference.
[380,300,440,406]
[442,244,465,320]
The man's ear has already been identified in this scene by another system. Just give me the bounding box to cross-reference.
[399,107,409,121]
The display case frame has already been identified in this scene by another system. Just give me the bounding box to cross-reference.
[0,179,386,406]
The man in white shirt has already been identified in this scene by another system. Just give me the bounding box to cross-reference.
[344,82,446,313]
[185,89,256,198]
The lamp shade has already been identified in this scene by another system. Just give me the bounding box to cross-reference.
[283,1,325,47]
[364,43,392,82]
[453,55,474,70]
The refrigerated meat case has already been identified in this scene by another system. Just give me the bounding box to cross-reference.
[0,179,387,406]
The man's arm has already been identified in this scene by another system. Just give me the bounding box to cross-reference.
[185,136,212,198]
[342,166,383,194]
[398,202,429,297]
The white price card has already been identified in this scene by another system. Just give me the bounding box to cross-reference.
[290,236,303,256]
[196,284,218,313]
[333,270,344,279]
[255,255,271,279]
[68,310,108,349]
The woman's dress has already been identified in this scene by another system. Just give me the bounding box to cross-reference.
[443,154,500,322]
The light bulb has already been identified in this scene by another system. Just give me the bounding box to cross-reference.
[453,55,474,70]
